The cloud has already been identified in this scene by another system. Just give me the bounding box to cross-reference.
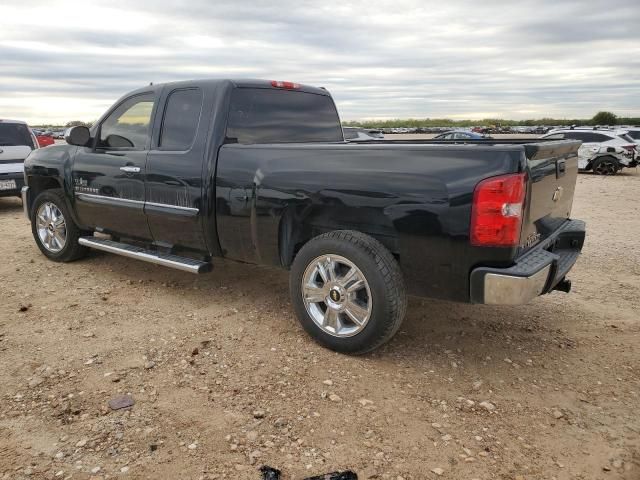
[1,0,639,124]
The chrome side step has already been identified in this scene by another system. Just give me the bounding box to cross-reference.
[78,237,212,274]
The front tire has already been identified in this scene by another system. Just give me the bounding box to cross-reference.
[30,189,88,262]
[290,230,407,354]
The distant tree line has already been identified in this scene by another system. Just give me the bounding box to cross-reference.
[31,120,94,129]
[344,111,639,128]
[31,112,639,130]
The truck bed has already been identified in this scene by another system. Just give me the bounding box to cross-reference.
[215,139,580,302]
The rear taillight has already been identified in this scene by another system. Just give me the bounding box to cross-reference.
[622,145,636,152]
[470,173,526,247]
[271,80,300,89]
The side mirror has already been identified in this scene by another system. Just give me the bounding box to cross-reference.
[65,126,91,146]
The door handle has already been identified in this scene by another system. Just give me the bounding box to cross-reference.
[120,166,141,173]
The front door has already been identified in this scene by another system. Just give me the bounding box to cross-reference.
[145,86,208,252]
[72,93,156,240]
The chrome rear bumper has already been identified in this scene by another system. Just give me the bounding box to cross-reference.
[469,219,585,305]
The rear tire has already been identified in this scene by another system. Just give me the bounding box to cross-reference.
[30,189,88,262]
[289,230,407,354]
[591,156,619,175]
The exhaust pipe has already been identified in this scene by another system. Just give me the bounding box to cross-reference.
[553,278,572,293]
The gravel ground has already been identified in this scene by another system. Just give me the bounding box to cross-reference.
[0,171,638,480]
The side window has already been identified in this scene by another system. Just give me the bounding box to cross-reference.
[580,133,599,142]
[591,133,612,143]
[99,94,154,149]
[159,89,203,150]
[565,132,586,141]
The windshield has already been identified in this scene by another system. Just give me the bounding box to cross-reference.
[0,123,35,149]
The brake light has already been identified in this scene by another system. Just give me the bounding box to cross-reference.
[621,144,636,152]
[470,173,526,247]
[271,80,300,89]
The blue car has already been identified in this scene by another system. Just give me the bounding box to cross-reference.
[433,131,491,140]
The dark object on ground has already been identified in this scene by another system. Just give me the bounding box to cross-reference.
[260,466,357,480]
[108,395,135,410]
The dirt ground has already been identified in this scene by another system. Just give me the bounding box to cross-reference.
[1,171,638,480]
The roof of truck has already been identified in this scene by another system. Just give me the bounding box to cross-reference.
[130,78,331,97]
[0,119,29,125]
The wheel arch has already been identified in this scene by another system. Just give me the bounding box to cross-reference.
[278,205,400,268]
[25,175,64,218]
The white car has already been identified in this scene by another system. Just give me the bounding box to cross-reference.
[620,127,640,146]
[343,127,384,141]
[0,119,39,197]
[541,128,637,175]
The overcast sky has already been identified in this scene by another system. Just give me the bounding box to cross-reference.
[2,0,639,124]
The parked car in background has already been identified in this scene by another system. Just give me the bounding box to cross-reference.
[343,127,384,141]
[541,128,637,175]
[433,130,491,140]
[620,127,640,146]
[34,132,55,147]
[0,119,38,197]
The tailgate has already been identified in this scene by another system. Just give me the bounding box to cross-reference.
[0,146,31,174]
[520,140,581,251]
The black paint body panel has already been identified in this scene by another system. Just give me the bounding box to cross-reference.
[215,143,526,300]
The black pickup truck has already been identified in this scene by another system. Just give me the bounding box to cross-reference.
[22,79,585,354]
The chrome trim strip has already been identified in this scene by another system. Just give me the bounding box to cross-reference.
[77,193,144,207]
[146,201,199,213]
[21,186,30,220]
[78,237,208,274]
[76,193,198,214]
[483,265,551,305]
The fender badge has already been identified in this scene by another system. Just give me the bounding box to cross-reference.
[552,186,563,202]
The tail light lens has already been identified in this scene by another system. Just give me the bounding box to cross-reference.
[470,173,526,247]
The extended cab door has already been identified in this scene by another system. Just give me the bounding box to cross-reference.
[145,86,208,251]
[72,92,156,240]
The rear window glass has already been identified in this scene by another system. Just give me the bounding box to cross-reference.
[226,88,343,144]
[0,123,35,149]
[160,88,203,150]
[628,131,640,140]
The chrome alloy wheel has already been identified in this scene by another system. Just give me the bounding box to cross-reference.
[36,201,67,253]
[301,254,372,337]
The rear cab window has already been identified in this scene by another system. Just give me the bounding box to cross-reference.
[159,88,203,150]
[226,88,343,144]
[0,122,36,149]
